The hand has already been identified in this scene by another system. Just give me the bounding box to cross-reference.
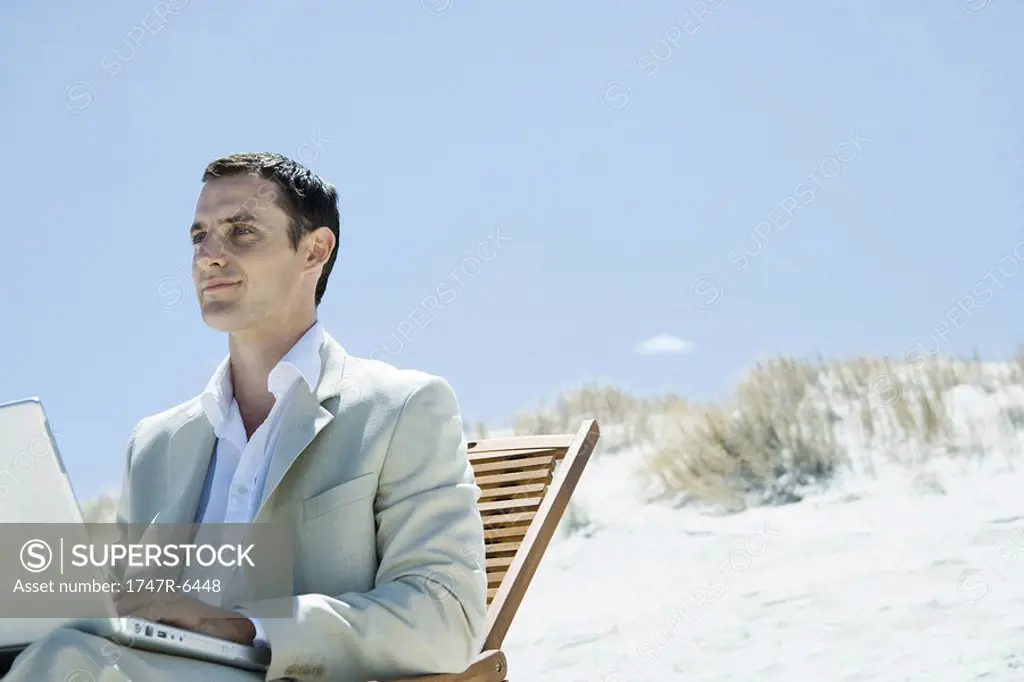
[113,592,256,646]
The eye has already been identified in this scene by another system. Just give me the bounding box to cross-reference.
[232,225,254,236]
[191,231,205,244]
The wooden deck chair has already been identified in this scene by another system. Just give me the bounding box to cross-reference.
[386,419,601,682]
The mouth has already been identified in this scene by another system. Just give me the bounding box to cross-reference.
[202,281,240,293]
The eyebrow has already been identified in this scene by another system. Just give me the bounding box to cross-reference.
[190,211,261,236]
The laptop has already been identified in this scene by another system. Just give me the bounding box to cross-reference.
[0,397,270,673]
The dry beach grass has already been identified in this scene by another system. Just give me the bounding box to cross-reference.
[511,351,1024,512]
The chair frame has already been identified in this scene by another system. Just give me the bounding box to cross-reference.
[386,418,600,682]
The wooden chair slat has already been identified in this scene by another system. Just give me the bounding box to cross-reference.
[487,569,506,586]
[482,511,534,529]
[478,497,542,514]
[483,525,530,542]
[485,555,515,571]
[467,434,574,453]
[470,454,555,475]
[483,541,520,554]
[476,469,552,487]
[469,446,565,464]
[479,483,547,501]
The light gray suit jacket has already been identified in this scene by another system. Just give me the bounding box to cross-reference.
[114,334,488,682]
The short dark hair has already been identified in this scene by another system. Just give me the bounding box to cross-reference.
[201,152,340,306]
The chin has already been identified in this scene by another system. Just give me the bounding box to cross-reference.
[200,302,251,333]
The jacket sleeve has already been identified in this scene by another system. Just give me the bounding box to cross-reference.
[110,423,140,583]
[233,375,488,682]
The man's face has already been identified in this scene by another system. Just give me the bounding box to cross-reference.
[190,175,308,333]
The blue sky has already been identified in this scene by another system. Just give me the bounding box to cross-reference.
[1,1,1021,500]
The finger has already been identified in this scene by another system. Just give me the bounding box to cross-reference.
[124,598,177,623]
[194,618,238,642]
[136,604,190,631]
[133,598,214,634]
[158,610,202,633]
[195,619,221,637]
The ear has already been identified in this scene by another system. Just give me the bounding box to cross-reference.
[303,226,336,270]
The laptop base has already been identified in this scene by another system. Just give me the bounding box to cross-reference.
[65,617,270,672]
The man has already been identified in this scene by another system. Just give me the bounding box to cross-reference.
[3,153,488,681]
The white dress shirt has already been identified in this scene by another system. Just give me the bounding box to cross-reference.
[189,320,326,648]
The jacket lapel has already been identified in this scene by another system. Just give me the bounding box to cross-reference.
[255,335,349,517]
[256,387,334,515]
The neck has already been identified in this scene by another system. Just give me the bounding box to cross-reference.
[227,306,318,422]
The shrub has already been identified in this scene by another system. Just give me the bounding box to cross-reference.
[646,358,843,511]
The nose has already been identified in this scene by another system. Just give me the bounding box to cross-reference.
[194,232,228,269]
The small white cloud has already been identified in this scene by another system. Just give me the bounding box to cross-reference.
[635,334,694,355]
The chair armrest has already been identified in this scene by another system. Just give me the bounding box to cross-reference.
[383,650,507,682]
